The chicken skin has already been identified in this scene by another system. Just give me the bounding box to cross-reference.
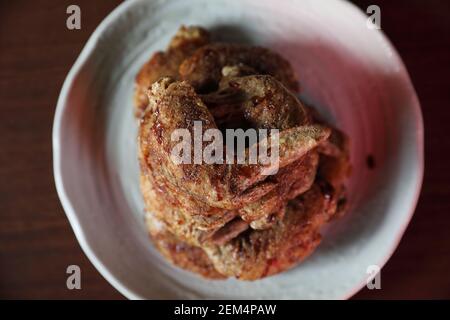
[134,26,350,280]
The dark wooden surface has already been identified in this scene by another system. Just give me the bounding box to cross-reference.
[0,0,449,299]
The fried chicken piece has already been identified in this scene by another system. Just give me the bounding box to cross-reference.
[134,26,351,280]
[203,184,335,280]
[223,75,308,129]
[141,75,318,230]
[242,151,319,229]
[317,129,351,218]
[179,43,299,93]
[145,211,226,279]
[201,74,309,131]
[143,169,341,280]
[139,77,330,210]
[140,165,237,246]
[134,26,210,117]
[138,79,329,244]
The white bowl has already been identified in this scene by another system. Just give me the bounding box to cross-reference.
[53,0,424,299]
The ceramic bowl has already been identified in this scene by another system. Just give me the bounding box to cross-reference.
[53,0,424,299]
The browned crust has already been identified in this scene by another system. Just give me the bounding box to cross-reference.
[134,26,210,117]
[146,212,226,279]
[134,26,351,280]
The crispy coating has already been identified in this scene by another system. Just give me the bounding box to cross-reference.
[146,211,226,279]
[179,43,299,93]
[139,77,330,209]
[134,26,210,117]
[203,74,309,130]
[203,184,335,279]
[134,26,351,280]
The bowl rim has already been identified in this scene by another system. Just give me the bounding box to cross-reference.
[52,0,424,300]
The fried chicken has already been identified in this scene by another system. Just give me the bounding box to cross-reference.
[134,26,210,117]
[134,26,351,280]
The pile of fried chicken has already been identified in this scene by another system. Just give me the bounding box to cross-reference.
[135,26,351,280]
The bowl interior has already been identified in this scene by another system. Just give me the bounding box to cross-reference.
[53,0,423,299]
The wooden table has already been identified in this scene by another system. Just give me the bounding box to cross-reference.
[0,0,449,299]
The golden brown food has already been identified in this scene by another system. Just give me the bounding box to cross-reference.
[140,77,330,210]
[134,26,351,280]
[179,43,300,93]
[134,26,210,117]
